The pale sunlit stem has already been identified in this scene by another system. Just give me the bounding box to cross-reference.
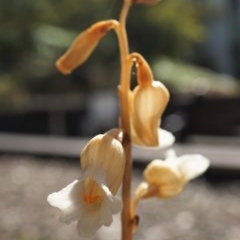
[114,0,134,240]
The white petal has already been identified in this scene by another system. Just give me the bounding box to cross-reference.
[165,149,177,160]
[133,128,175,149]
[101,205,113,227]
[77,213,102,237]
[177,154,210,181]
[48,179,122,237]
[158,128,175,148]
[102,185,122,214]
[47,180,85,223]
[47,180,79,210]
[77,185,121,237]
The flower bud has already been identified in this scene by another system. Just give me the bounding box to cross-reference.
[80,129,125,195]
[140,150,210,198]
[127,53,171,147]
[143,159,184,198]
[56,20,119,74]
[131,80,170,146]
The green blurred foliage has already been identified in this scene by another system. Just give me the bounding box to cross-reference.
[0,0,206,97]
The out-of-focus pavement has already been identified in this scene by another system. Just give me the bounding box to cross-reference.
[0,155,240,240]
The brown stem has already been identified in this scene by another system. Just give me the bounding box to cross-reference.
[114,0,134,240]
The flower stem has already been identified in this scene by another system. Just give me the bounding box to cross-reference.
[115,0,134,239]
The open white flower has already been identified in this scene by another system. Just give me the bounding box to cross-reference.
[134,149,209,201]
[47,177,122,237]
[47,129,125,237]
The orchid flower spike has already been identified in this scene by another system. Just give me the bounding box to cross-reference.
[47,129,125,237]
[129,53,174,148]
[133,149,209,203]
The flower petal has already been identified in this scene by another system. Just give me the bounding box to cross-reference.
[81,131,125,195]
[177,154,210,181]
[143,159,185,197]
[48,177,122,237]
[131,81,169,147]
[144,159,182,185]
[47,180,84,224]
[102,185,122,214]
[133,128,175,149]
[77,213,102,237]
[158,128,175,148]
[76,183,122,237]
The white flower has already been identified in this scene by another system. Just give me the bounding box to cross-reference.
[134,149,209,200]
[47,177,122,237]
[47,129,125,237]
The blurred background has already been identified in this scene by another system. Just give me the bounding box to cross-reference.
[0,0,240,140]
[0,0,240,239]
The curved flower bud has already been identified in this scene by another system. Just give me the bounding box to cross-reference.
[131,80,170,147]
[56,20,119,74]
[128,53,171,147]
[80,129,125,195]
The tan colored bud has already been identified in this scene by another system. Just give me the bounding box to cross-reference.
[80,129,125,195]
[130,80,170,146]
[143,160,184,198]
[56,20,119,74]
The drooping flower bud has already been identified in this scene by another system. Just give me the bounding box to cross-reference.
[128,53,171,147]
[131,80,170,146]
[56,20,119,74]
[80,129,125,195]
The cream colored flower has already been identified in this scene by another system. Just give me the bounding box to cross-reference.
[47,177,122,237]
[47,129,125,237]
[134,149,209,200]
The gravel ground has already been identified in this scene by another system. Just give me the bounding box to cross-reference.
[0,155,240,240]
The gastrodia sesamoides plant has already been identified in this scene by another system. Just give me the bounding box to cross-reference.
[47,0,210,239]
